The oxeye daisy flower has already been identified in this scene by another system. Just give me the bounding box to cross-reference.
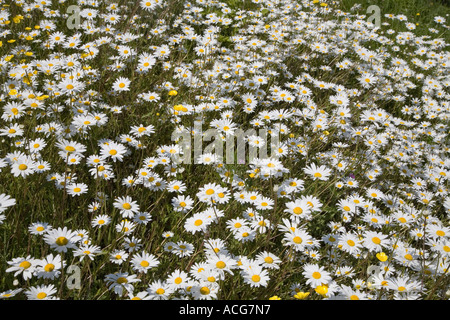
[58,78,84,94]
[105,272,140,296]
[138,55,157,71]
[172,194,194,213]
[123,236,142,252]
[115,219,137,234]
[25,284,57,300]
[0,158,7,170]
[392,211,414,226]
[131,251,159,273]
[74,244,102,261]
[366,188,385,200]
[251,158,285,178]
[0,193,16,213]
[338,285,368,300]
[184,211,212,234]
[10,156,35,178]
[130,124,155,137]
[0,289,23,299]
[190,262,211,281]
[174,241,195,258]
[110,250,129,265]
[255,251,281,269]
[133,211,152,225]
[56,140,87,158]
[112,76,131,92]
[167,269,192,291]
[35,254,64,280]
[255,197,274,210]
[434,240,450,258]
[35,161,51,173]
[204,240,228,256]
[113,196,140,218]
[66,153,82,166]
[100,141,128,162]
[28,221,52,235]
[91,214,111,228]
[208,253,237,276]
[359,73,378,88]
[191,282,219,300]
[284,178,305,193]
[337,199,357,215]
[127,291,151,300]
[167,180,187,193]
[161,231,174,239]
[89,163,113,177]
[6,255,38,280]
[303,264,332,288]
[387,276,420,296]
[283,228,313,251]
[2,101,26,121]
[197,153,219,165]
[250,216,271,233]
[362,231,390,252]
[285,199,312,221]
[234,226,256,243]
[338,232,363,256]
[242,265,270,287]
[122,175,138,187]
[44,227,79,253]
[226,218,249,234]
[141,91,160,103]
[304,163,332,181]
[278,218,300,234]
[164,241,177,253]
[301,195,323,212]
[66,182,88,197]
[147,280,174,300]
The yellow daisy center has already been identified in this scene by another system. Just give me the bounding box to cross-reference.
[174,277,182,284]
[200,287,210,295]
[36,292,47,299]
[140,261,149,268]
[293,236,303,244]
[55,236,68,246]
[44,263,55,272]
[117,277,128,284]
[122,203,131,210]
[156,288,165,295]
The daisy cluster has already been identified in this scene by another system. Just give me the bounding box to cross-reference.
[0,0,449,300]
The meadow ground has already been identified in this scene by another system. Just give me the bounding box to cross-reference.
[0,0,449,300]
